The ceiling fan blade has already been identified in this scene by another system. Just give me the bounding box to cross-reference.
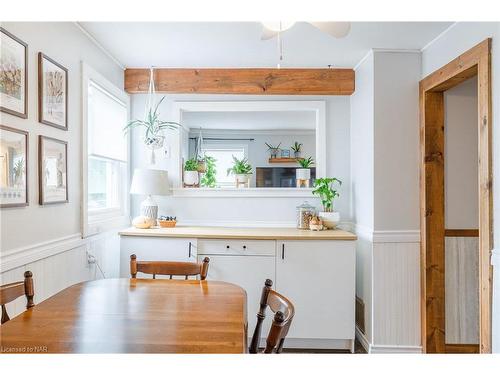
[261,25,279,40]
[310,22,351,38]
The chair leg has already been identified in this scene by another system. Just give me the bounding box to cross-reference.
[276,338,285,353]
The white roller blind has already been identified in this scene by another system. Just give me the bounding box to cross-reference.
[88,81,128,161]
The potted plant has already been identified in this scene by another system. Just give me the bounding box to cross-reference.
[296,156,314,187]
[123,96,180,164]
[265,142,281,159]
[200,156,217,188]
[227,156,253,188]
[312,177,342,229]
[184,158,200,187]
[291,142,302,158]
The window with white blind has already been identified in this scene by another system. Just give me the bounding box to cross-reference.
[82,63,130,237]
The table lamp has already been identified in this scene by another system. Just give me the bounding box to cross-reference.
[130,168,170,224]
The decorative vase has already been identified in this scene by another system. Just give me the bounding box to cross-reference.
[270,149,279,159]
[184,170,199,187]
[235,174,250,188]
[318,211,340,229]
[294,151,301,158]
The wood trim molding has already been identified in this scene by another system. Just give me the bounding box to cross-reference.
[419,38,492,354]
[124,68,355,95]
[444,229,479,237]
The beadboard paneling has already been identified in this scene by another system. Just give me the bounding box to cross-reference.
[0,232,120,321]
[445,236,479,344]
[372,242,421,346]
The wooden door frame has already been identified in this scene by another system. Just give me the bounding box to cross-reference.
[419,38,493,353]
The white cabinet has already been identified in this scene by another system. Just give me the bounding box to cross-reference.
[276,240,355,347]
[119,236,197,277]
[197,239,275,338]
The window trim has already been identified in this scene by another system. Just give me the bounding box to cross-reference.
[81,62,130,238]
[201,144,248,188]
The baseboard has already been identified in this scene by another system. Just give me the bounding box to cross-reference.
[355,325,370,353]
[369,344,423,354]
[283,338,353,351]
[355,325,422,353]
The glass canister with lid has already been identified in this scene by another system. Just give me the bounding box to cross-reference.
[296,201,316,229]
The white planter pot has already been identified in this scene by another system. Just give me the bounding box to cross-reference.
[235,174,250,187]
[318,211,340,229]
[184,170,199,186]
[296,168,311,180]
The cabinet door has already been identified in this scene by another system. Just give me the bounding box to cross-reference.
[276,240,355,340]
[120,237,197,277]
[200,255,275,339]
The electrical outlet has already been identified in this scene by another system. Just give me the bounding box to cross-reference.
[86,251,96,265]
[164,145,171,159]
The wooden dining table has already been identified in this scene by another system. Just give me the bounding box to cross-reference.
[0,278,248,353]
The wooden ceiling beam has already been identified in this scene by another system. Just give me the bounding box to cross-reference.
[124,68,355,95]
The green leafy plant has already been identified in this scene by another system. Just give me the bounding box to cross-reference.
[201,156,217,188]
[123,96,180,138]
[13,158,25,180]
[184,158,199,171]
[227,156,253,176]
[312,177,342,212]
[298,156,314,168]
[291,142,302,153]
[265,142,281,151]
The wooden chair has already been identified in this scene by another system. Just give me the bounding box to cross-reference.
[249,279,295,354]
[1,271,35,324]
[130,254,210,280]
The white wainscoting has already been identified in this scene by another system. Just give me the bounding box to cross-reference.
[0,231,121,320]
[355,225,422,353]
[445,236,479,344]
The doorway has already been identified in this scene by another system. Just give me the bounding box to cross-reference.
[419,39,493,353]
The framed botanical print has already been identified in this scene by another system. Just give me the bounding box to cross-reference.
[38,53,68,130]
[0,125,29,208]
[0,28,28,118]
[39,136,68,205]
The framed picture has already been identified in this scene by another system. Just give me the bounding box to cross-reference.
[0,28,28,119]
[38,53,68,130]
[281,149,291,158]
[39,136,68,205]
[0,125,28,208]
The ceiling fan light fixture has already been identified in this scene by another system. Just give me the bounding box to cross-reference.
[261,21,296,32]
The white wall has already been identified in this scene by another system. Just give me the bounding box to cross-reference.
[352,50,422,352]
[0,22,125,317]
[444,77,479,229]
[421,21,500,353]
[130,94,351,226]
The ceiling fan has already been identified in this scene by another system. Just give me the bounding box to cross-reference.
[260,21,351,40]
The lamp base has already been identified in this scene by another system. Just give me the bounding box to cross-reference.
[140,195,158,221]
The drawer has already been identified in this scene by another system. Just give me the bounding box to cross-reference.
[197,239,275,256]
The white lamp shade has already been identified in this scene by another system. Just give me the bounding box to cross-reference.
[130,168,170,196]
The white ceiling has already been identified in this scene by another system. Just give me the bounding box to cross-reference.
[183,111,316,131]
[79,22,453,69]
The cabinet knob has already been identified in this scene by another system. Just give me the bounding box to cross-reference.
[226,245,230,249]
[243,245,247,250]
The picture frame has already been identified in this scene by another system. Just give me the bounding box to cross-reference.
[0,27,28,119]
[39,135,68,205]
[281,149,291,158]
[0,125,29,208]
[38,52,68,130]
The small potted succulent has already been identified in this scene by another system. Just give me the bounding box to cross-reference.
[312,177,342,229]
[291,142,302,158]
[296,156,314,187]
[227,156,253,188]
[184,158,200,187]
[265,142,281,159]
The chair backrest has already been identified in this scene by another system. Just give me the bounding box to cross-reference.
[130,254,210,280]
[249,279,295,354]
[0,271,35,324]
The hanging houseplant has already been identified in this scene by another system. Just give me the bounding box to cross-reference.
[123,68,180,164]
